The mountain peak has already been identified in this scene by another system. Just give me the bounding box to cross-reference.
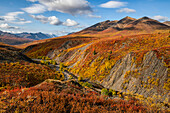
[139,16,151,20]
[117,16,136,24]
[124,16,135,20]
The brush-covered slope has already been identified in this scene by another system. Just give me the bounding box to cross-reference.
[1,78,166,113]
[24,30,170,102]
[0,43,33,63]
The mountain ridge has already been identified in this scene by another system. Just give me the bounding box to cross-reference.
[78,16,170,34]
[0,30,57,45]
[15,32,57,40]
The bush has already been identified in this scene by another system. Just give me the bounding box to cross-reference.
[101,88,109,96]
[59,63,65,71]
[78,76,83,81]
[82,82,92,88]
[109,89,116,96]
[93,50,97,55]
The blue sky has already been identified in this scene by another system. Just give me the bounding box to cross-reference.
[0,0,169,35]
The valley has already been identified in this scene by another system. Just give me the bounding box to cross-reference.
[0,16,169,112]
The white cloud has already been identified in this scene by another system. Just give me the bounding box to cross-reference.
[63,19,79,26]
[30,15,62,25]
[22,4,46,14]
[11,21,32,24]
[2,12,24,21]
[100,1,127,8]
[25,0,92,15]
[27,0,38,2]
[116,8,136,13]
[30,15,79,27]
[88,14,101,18]
[30,15,49,23]
[49,16,62,25]
[0,11,32,24]
[152,15,168,21]
[1,30,23,34]
[55,30,70,35]
[0,18,4,21]
[0,23,19,29]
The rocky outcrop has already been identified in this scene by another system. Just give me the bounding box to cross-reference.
[102,51,168,101]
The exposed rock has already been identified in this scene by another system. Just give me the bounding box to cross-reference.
[102,51,168,101]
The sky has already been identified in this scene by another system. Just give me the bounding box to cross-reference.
[0,0,169,36]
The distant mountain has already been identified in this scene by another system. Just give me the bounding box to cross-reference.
[0,31,57,45]
[67,32,75,35]
[15,32,57,40]
[78,16,170,34]
[0,31,33,45]
[163,21,170,26]
[117,16,170,30]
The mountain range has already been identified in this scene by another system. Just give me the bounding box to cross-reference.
[77,16,170,34]
[15,32,57,40]
[0,31,57,45]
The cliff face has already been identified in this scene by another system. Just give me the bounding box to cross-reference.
[102,51,168,101]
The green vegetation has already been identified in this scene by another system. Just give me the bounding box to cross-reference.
[79,82,92,88]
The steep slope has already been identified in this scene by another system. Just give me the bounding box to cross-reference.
[0,31,33,45]
[0,43,33,62]
[102,51,168,101]
[77,20,118,34]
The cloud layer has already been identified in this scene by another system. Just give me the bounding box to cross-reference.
[30,15,78,26]
[0,12,32,24]
[26,0,93,15]
[22,4,46,14]
[0,23,19,29]
[100,1,127,8]
[63,19,79,26]
[152,15,168,21]
[116,8,136,13]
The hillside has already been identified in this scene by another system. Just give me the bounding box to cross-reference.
[0,43,33,63]
[23,16,170,106]
[1,78,161,113]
